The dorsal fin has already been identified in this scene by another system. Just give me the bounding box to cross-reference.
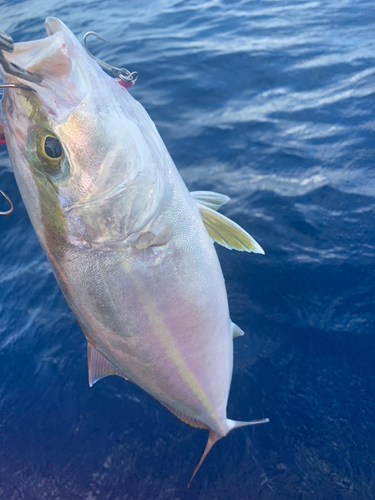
[197,203,265,254]
[87,343,125,387]
[190,191,230,211]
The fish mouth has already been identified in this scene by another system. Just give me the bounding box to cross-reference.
[0,18,93,122]
[0,19,75,83]
[45,17,69,37]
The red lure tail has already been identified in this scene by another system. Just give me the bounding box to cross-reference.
[0,122,5,145]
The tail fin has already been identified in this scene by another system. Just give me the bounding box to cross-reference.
[227,418,269,432]
[188,430,221,488]
[188,417,269,487]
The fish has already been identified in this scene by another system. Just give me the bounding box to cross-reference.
[0,18,268,483]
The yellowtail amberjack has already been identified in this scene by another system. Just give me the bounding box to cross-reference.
[0,18,268,483]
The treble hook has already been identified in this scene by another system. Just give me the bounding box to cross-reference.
[0,189,14,215]
[83,31,138,84]
[0,31,43,84]
[0,82,36,92]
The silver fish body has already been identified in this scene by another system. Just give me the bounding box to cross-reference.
[0,18,267,480]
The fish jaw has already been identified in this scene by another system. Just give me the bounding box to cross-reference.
[0,18,102,123]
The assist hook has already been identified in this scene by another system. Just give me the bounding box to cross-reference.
[0,83,34,216]
[83,31,138,84]
[0,189,14,215]
[0,31,38,216]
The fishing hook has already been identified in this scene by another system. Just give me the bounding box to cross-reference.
[0,35,41,221]
[0,82,35,92]
[0,189,14,215]
[83,31,138,84]
[0,31,43,84]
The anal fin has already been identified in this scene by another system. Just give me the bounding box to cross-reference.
[87,343,125,387]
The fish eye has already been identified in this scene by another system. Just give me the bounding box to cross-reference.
[43,135,62,160]
[28,129,64,174]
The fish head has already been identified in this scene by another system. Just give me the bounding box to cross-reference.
[0,18,164,248]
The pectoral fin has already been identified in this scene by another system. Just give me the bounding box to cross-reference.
[197,203,265,254]
[87,343,125,387]
[190,191,230,211]
[135,223,174,250]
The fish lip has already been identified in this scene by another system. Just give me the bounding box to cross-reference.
[0,18,72,84]
[45,17,68,37]
[0,18,89,122]
[0,20,74,84]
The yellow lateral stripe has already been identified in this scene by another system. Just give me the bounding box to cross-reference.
[132,274,216,421]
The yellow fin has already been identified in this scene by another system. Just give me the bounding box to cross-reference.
[232,321,244,338]
[197,203,265,254]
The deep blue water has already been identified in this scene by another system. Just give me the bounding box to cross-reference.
[1,0,375,498]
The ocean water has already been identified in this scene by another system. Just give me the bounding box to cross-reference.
[0,0,375,498]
